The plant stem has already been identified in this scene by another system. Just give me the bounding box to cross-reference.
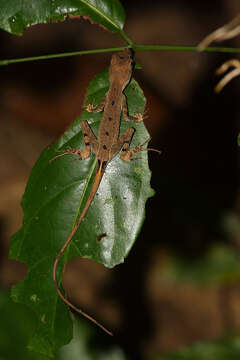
[1,44,240,66]
[134,44,240,53]
[119,30,134,46]
[0,47,127,66]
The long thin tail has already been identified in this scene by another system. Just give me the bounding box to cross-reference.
[53,161,113,336]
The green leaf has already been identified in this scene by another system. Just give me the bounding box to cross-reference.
[0,289,127,360]
[0,0,125,35]
[160,245,240,286]
[163,335,240,360]
[0,289,47,360]
[9,67,153,357]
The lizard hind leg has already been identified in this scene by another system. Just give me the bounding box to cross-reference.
[109,128,160,162]
[121,137,161,162]
[50,120,98,163]
[80,120,98,156]
[109,127,135,160]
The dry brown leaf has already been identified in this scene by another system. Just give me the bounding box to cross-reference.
[197,14,240,51]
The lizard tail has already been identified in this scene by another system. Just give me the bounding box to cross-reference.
[53,161,113,336]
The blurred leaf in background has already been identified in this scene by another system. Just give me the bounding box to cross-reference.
[160,245,240,286]
[162,335,240,360]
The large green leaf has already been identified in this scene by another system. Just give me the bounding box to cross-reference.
[9,67,153,357]
[0,0,125,35]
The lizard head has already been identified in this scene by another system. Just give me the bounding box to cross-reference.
[109,48,135,89]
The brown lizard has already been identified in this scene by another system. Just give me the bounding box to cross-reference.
[52,48,159,335]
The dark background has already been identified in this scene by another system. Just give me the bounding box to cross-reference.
[0,1,240,359]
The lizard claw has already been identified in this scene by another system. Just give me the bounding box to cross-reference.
[85,98,98,113]
[133,113,143,122]
[86,103,96,112]
[130,138,162,161]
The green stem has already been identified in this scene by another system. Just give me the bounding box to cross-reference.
[134,44,240,54]
[1,44,240,66]
[0,47,128,66]
[119,30,134,46]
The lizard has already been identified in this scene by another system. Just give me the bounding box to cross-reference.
[51,48,159,335]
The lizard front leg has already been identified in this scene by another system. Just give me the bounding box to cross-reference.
[86,94,107,113]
